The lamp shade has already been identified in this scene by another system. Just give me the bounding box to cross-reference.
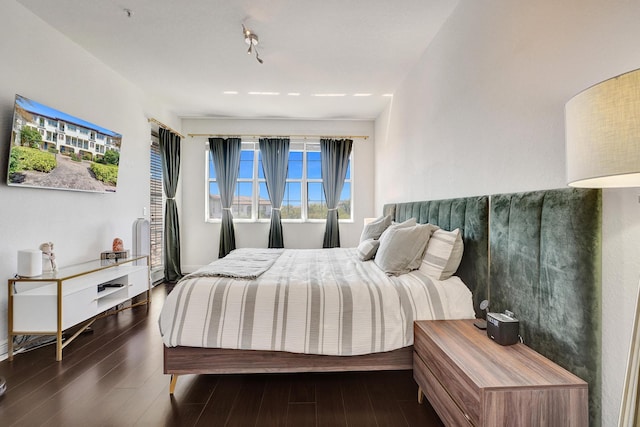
[565,68,640,188]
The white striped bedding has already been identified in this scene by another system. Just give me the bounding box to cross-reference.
[159,248,475,356]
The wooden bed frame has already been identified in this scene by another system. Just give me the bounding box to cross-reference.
[165,346,413,393]
[163,195,491,393]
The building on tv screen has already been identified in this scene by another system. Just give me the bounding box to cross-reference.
[8,94,123,193]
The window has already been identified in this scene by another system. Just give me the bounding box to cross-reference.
[150,134,164,274]
[206,141,352,222]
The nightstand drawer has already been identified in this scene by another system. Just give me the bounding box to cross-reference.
[414,324,480,423]
[413,320,588,427]
[414,352,473,427]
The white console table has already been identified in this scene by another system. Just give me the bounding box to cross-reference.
[7,255,150,361]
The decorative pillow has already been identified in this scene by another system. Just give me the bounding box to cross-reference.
[391,217,417,227]
[374,223,436,276]
[378,217,417,238]
[419,228,464,280]
[356,238,380,261]
[360,215,392,243]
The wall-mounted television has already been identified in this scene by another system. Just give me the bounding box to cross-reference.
[7,94,123,193]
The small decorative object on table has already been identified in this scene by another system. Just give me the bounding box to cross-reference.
[39,241,57,272]
[101,250,130,261]
[112,237,124,252]
[101,238,129,262]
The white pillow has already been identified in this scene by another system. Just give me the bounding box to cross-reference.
[419,228,464,280]
[374,223,436,276]
[360,215,392,243]
[356,238,380,261]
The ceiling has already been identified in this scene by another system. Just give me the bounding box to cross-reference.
[17,0,458,120]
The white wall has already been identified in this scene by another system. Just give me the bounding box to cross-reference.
[0,2,180,356]
[180,118,375,271]
[375,1,640,424]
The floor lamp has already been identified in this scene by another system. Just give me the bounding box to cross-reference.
[564,67,640,427]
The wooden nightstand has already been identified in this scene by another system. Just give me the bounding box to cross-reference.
[413,320,588,426]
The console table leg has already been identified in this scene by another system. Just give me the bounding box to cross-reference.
[418,386,424,404]
[56,332,63,361]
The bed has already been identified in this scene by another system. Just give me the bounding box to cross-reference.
[160,195,490,393]
[160,188,602,426]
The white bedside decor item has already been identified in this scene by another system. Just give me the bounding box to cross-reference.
[17,249,42,277]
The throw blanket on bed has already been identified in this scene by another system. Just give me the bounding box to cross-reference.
[159,248,474,356]
[183,248,283,280]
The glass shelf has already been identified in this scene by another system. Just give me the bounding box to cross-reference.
[14,255,148,282]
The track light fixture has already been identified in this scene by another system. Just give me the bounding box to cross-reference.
[242,24,263,64]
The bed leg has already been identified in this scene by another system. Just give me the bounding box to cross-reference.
[169,374,178,394]
[417,386,424,404]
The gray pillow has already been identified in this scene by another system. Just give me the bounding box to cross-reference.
[374,223,437,276]
[392,217,417,227]
[356,238,380,261]
[360,215,392,243]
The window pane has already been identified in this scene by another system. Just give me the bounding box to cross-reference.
[208,182,221,219]
[258,181,271,219]
[208,157,216,179]
[282,182,301,219]
[233,182,253,219]
[345,160,351,180]
[288,151,303,179]
[238,150,254,179]
[307,151,322,179]
[338,182,351,219]
[307,182,327,219]
[258,152,265,179]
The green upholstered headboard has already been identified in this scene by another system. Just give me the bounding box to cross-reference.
[384,188,601,425]
[490,188,601,426]
[383,195,490,317]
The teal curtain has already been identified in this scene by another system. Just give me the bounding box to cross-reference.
[159,128,182,282]
[259,138,290,248]
[209,137,241,258]
[320,138,353,248]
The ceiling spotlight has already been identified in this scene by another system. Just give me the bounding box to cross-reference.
[242,24,263,64]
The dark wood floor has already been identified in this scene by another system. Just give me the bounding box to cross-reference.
[0,283,444,426]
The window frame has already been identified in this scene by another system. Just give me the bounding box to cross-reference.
[205,140,353,224]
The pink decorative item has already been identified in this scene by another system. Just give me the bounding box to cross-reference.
[112,238,124,252]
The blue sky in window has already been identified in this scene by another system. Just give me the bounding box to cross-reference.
[209,150,350,203]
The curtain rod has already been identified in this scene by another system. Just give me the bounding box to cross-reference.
[147,118,185,139]
[187,133,369,140]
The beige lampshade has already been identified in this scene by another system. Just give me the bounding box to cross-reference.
[565,68,640,188]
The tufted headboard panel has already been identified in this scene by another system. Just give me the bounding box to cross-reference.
[489,187,602,426]
[383,188,601,425]
[383,195,489,317]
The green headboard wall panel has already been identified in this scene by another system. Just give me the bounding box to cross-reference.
[384,196,489,317]
[489,188,602,427]
[384,188,601,425]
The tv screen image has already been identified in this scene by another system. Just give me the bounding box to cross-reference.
[7,94,123,193]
